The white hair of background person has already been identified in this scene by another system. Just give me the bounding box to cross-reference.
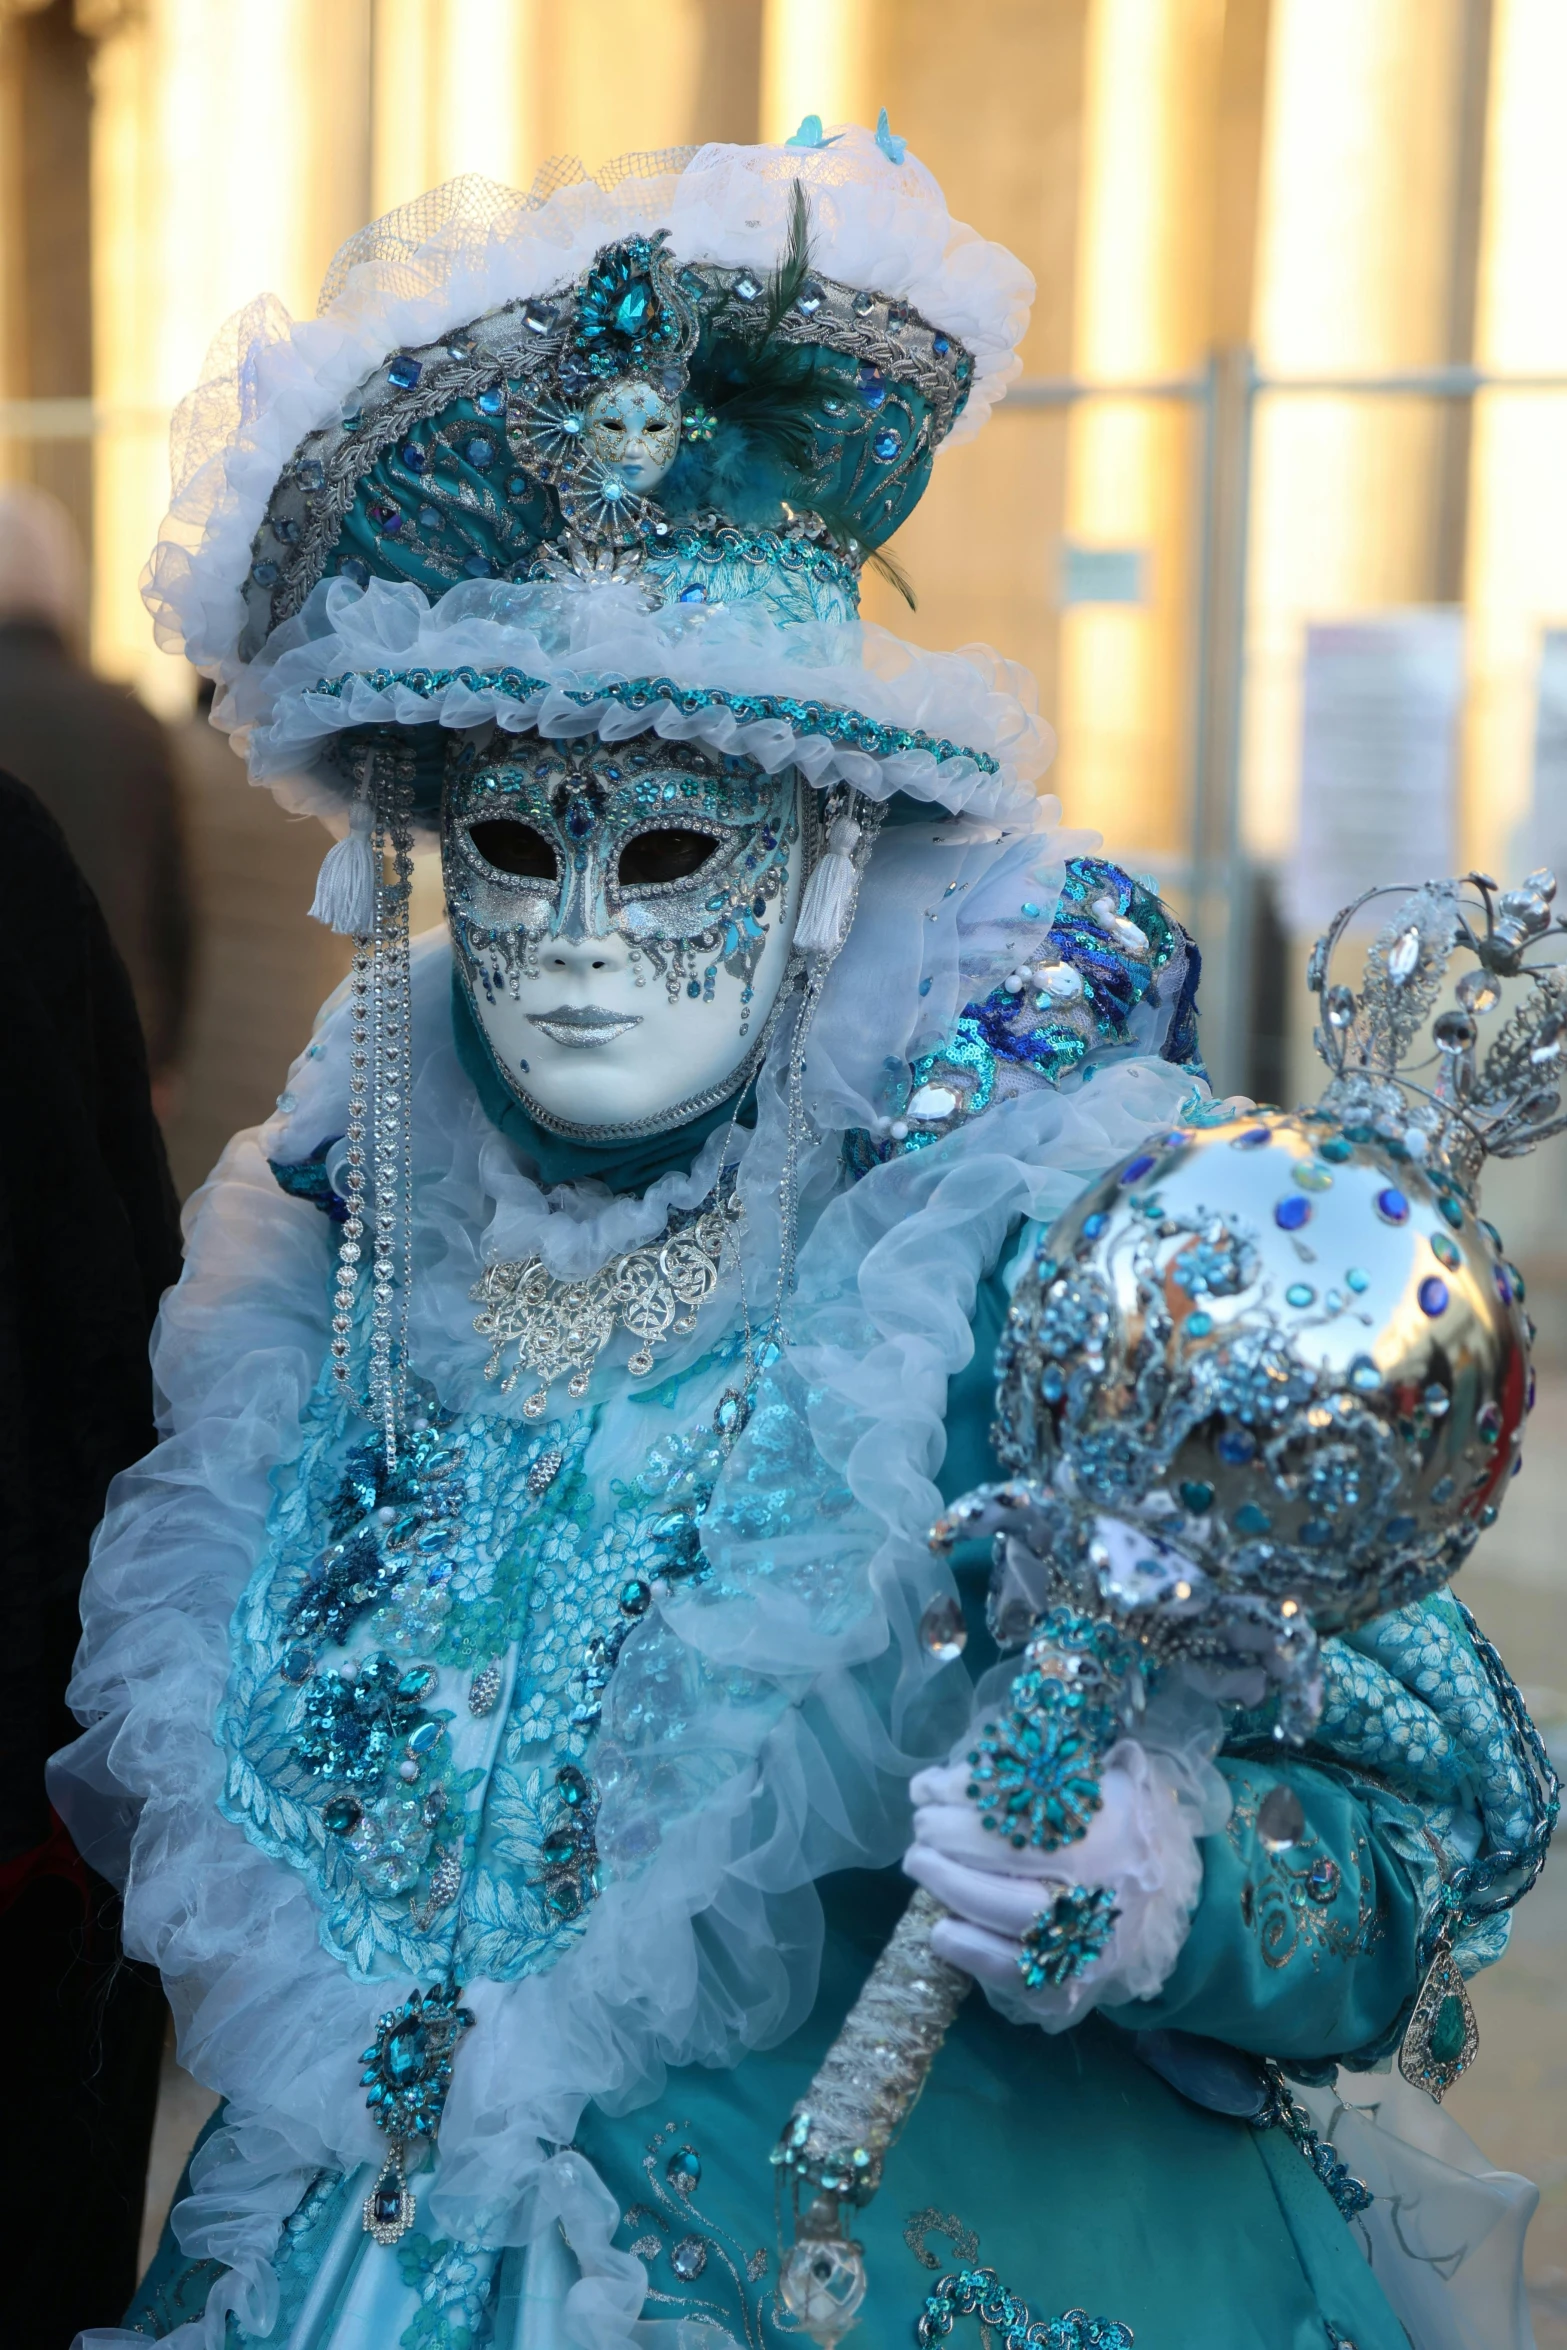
[0,483,87,649]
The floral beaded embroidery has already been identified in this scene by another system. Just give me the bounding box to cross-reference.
[217,1358,738,1981]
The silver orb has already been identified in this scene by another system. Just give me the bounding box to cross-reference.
[994,1107,1532,1634]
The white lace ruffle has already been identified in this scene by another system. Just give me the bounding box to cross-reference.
[219,573,1054,828]
[143,125,1034,696]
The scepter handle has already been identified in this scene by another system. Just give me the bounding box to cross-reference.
[773,1888,971,2342]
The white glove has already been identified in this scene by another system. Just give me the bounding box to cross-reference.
[904,1716,1224,2029]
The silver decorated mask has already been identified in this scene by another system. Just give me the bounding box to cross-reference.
[442,737,805,1138]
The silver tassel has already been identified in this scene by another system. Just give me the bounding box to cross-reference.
[309,784,378,936]
[794,810,865,957]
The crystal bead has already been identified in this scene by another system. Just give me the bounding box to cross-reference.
[1387,925,1421,983]
[477,387,505,415]
[1274,1195,1310,1231]
[872,427,901,461]
[1433,1008,1477,1053]
[1375,1186,1410,1224]
[918,1595,967,1662]
[670,2236,708,2281]
[1456,967,1502,1014]
[1256,1784,1305,1851]
[387,355,423,389]
[1033,961,1085,1003]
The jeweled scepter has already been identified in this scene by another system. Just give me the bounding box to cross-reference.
[774,869,1565,2343]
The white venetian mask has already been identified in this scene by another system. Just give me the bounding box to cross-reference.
[442,738,806,1139]
[580,380,681,494]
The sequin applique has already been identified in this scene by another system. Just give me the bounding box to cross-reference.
[218,1362,736,1982]
[849,857,1203,1171]
[308,664,1000,776]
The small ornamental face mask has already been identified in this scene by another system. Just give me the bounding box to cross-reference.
[443,738,806,1138]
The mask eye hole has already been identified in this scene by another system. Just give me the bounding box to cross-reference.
[466,818,559,880]
[618,827,720,887]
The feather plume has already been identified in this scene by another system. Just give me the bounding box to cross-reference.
[762,180,813,337]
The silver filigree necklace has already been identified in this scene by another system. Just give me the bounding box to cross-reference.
[471,1179,743,1418]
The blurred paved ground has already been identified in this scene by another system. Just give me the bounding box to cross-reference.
[138,1382,1567,2339]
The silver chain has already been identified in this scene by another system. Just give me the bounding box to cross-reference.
[327,744,416,1473]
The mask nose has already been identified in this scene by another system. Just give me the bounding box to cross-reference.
[538,931,631,981]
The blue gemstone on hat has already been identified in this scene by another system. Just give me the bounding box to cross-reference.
[464,436,495,469]
[462,554,493,578]
[1494,1264,1513,1305]
[1233,1501,1270,1535]
[1274,1195,1310,1230]
[297,457,325,492]
[338,557,370,587]
[1231,1125,1271,1149]
[872,427,901,461]
[508,474,530,499]
[1285,1283,1315,1307]
[1418,1275,1449,1317]
[1081,1210,1108,1239]
[252,560,278,586]
[478,387,505,415]
[388,354,423,388]
[1179,1480,1214,1514]
[677,583,707,603]
[1120,1154,1156,1184]
[1349,1354,1381,1392]
[932,332,951,357]
[418,505,441,528]
[1376,1186,1410,1224]
[1345,1266,1369,1292]
[857,362,888,409]
[1383,1514,1418,1542]
[614,279,652,335]
[400,441,428,472]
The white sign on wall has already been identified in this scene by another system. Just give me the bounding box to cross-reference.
[1284,611,1464,934]
[1521,628,1567,887]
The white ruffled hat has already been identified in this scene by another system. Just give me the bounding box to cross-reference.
[143,125,1048,836]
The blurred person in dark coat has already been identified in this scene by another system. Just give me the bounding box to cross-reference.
[0,485,193,1110]
[0,769,185,2339]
